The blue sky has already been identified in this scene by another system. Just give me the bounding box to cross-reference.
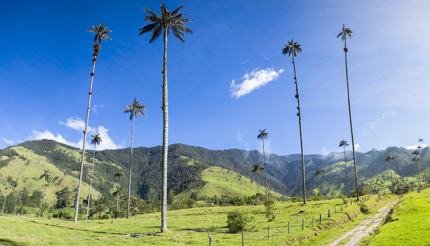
[0,0,429,155]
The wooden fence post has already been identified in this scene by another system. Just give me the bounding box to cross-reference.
[328,209,331,218]
[242,226,245,246]
[302,218,304,231]
[320,214,322,224]
[288,221,290,234]
[268,224,270,240]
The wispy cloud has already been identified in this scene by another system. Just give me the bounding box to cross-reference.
[1,138,15,146]
[29,117,122,150]
[230,68,284,98]
[381,110,397,117]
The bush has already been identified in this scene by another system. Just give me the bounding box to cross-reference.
[359,203,369,214]
[52,209,73,220]
[226,211,255,233]
[264,200,276,222]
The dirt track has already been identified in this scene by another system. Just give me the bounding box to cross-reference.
[329,202,395,246]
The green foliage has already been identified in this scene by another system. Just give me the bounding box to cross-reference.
[226,211,256,233]
[359,203,369,214]
[264,200,276,222]
[55,187,71,209]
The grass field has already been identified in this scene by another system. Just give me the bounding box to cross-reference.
[0,195,394,245]
[368,188,430,246]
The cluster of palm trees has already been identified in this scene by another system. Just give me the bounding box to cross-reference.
[272,25,360,204]
[72,3,191,233]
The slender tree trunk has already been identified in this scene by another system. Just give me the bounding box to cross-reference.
[2,194,7,214]
[74,49,98,223]
[117,188,120,211]
[343,38,360,201]
[161,26,169,233]
[262,140,268,204]
[292,56,307,204]
[343,146,349,193]
[86,146,96,220]
[127,117,135,218]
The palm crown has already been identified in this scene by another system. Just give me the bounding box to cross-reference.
[252,164,264,173]
[257,129,269,140]
[139,3,192,42]
[337,25,352,41]
[282,40,302,58]
[339,139,349,148]
[88,24,112,44]
[91,134,102,146]
[124,98,145,120]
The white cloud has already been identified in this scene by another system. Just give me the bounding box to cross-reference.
[406,144,428,150]
[2,138,15,145]
[230,68,284,98]
[320,147,334,156]
[28,130,78,147]
[30,117,122,150]
[354,144,361,150]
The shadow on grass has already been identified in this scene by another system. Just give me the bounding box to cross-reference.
[0,239,25,246]
[179,226,227,234]
[27,220,161,238]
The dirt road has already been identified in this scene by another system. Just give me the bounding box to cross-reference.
[329,202,395,246]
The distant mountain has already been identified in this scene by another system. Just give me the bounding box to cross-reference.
[0,140,428,205]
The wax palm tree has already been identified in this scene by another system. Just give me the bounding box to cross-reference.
[257,129,269,203]
[252,164,265,194]
[282,40,307,204]
[124,98,145,218]
[139,3,192,232]
[384,154,395,184]
[74,24,111,223]
[337,25,359,201]
[85,134,102,220]
[339,139,350,191]
[114,168,124,212]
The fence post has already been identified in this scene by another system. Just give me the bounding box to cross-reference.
[328,209,331,218]
[320,214,322,224]
[302,218,304,231]
[242,226,245,246]
[341,205,343,212]
[288,221,290,234]
[268,224,270,240]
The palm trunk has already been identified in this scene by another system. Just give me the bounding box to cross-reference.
[86,146,96,220]
[161,26,169,233]
[74,47,98,223]
[343,146,349,192]
[127,117,136,218]
[262,140,268,204]
[292,56,307,204]
[2,194,7,214]
[343,38,360,201]
[116,187,120,211]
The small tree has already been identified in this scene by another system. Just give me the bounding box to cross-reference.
[226,211,255,233]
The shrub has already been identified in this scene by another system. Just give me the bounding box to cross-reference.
[264,200,276,222]
[226,211,255,233]
[359,203,369,214]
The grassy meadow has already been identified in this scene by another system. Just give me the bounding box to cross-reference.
[368,188,430,246]
[0,195,395,245]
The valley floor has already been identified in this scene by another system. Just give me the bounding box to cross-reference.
[0,196,394,246]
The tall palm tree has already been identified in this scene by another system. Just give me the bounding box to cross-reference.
[124,98,145,218]
[74,24,111,223]
[139,3,192,232]
[257,129,269,204]
[339,139,349,191]
[337,25,359,201]
[252,164,264,194]
[282,40,307,204]
[86,134,102,220]
[114,168,124,212]
[384,154,395,185]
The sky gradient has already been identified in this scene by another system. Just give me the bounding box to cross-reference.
[1,0,429,155]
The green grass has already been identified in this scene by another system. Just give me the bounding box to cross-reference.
[368,188,430,246]
[0,146,98,205]
[0,195,395,245]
